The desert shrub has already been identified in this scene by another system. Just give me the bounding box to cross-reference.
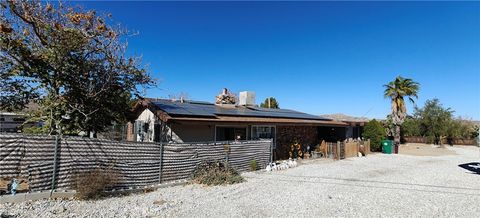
[74,167,120,200]
[249,160,257,171]
[143,187,156,193]
[363,119,385,152]
[191,160,244,186]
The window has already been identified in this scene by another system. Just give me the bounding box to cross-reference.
[216,126,247,141]
[251,126,275,139]
[251,125,276,148]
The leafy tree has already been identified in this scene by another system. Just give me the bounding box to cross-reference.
[446,119,463,139]
[0,1,155,135]
[398,99,478,144]
[401,116,422,137]
[383,76,419,146]
[362,119,385,152]
[260,97,279,109]
[446,118,477,139]
[414,99,453,144]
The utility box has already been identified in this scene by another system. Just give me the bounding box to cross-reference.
[382,140,393,154]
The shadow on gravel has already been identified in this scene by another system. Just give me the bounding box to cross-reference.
[458,162,480,175]
[250,174,480,191]
[1,212,16,218]
[254,176,480,196]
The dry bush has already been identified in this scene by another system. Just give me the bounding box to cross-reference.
[249,160,257,171]
[143,187,156,193]
[191,160,244,186]
[74,167,121,200]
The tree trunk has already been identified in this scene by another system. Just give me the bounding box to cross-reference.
[394,125,401,146]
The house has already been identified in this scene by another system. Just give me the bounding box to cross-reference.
[0,103,43,133]
[127,90,348,159]
[0,112,26,133]
[320,113,369,141]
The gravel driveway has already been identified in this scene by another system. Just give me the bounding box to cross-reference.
[2,145,479,217]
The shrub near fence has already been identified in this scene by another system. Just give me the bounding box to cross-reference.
[0,134,272,193]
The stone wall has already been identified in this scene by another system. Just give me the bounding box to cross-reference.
[275,126,318,160]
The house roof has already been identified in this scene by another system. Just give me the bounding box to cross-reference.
[137,99,347,126]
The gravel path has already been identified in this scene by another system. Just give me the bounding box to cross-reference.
[2,145,479,217]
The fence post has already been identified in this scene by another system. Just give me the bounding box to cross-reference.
[158,124,164,184]
[336,141,340,160]
[325,142,328,159]
[270,140,273,163]
[121,124,125,141]
[213,125,217,146]
[158,141,163,184]
[224,143,230,168]
[50,135,60,197]
[357,141,360,156]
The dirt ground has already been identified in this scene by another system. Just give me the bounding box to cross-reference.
[2,145,479,217]
[399,143,459,156]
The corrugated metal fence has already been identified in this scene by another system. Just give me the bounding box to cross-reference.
[0,134,272,193]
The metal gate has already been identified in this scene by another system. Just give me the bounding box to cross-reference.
[326,142,345,160]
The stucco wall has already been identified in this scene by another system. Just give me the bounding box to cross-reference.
[130,109,215,143]
[170,124,215,142]
[135,109,158,142]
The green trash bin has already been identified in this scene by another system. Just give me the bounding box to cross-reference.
[382,140,393,154]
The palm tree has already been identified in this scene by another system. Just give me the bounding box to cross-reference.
[384,76,420,148]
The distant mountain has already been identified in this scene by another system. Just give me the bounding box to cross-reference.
[320,113,370,122]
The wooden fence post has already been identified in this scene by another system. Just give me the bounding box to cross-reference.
[336,141,340,160]
[325,142,329,159]
[224,143,230,168]
[269,140,273,163]
[357,141,359,156]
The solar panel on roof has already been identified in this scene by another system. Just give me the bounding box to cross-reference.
[152,101,217,117]
[151,100,332,120]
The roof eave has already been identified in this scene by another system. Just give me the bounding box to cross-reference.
[131,98,172,122]
[169,116,348,126]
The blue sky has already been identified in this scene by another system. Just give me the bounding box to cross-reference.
[80,1,480,120]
